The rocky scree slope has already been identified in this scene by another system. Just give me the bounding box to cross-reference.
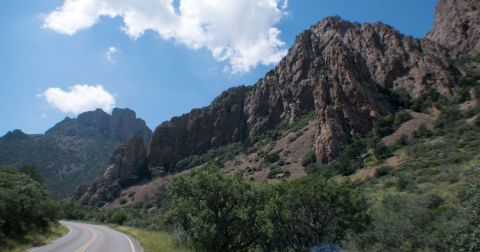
[0,108,152,197]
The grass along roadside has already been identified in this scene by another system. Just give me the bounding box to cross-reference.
[0,222,68,252]
[111,225,192,252]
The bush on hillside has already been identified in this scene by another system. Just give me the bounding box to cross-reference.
[0,166,59,239]
[301,150,317,167]
[348,194,456,252]
[264,177,369,251]
[450,181,480,251]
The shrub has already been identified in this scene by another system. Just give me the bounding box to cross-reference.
[450,183,480,251]
[411,89,445,112]
[301,150,317,167]
[109,209,131,225]
[267,166,283,179]
[455,86,471,102]
[284,110,316,133]
[393,110,412,128]
[396,176,414,191]
[375,166,390,178]
[475,116,480,127]
[413,124,433,139]
[349,195,456,251]
[373,143,391,160]
[392,135,409,149]
[435,105,463,129]
[264,152,280,164]
[374,115,394,137]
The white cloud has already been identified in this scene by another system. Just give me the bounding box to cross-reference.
[106,46,118,62]
[40,84,115,114]
[43,0,289,73]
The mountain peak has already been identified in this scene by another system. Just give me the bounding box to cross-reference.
[2,129,29,140]
[427,0,480,58]
[147,0,465,168]
[47,107,152,145]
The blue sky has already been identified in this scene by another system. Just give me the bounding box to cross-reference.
[0,0,438,135]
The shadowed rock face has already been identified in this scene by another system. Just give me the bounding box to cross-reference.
[147,86,250,167]
[427,0,480,58]
[147,0,477,167]
[74,135,148,207]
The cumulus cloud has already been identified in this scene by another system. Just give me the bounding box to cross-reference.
[105,46,118,62]
[43,0,289,72]
[40,84,115,114]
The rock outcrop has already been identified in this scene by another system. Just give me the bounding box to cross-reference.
[147,0,476,168]
[148,87,250,167]
[74,135,148,207]
[427,0,480,58]
[48,108,152,146]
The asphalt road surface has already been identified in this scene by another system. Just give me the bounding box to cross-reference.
[32,221,143,252]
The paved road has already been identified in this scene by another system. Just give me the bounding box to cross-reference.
[32,221,143,252]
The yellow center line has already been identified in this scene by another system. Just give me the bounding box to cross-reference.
[75,228,98,252]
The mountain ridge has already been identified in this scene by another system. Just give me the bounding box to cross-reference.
[146,0,472,171]
[0,108,152,197]
[72,0,480,207]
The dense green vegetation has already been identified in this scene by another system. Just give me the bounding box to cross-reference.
[73,166,368,251]
[348,65,479,250]
[0,166,62,250]
[0,131,119,198]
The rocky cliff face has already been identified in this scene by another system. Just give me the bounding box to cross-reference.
[427,0,480,58]
[147,0,476,168]
[0,108,152,198]
[148,86,250,167]
[74,135,148,207]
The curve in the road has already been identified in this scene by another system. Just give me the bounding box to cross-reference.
[75,228,97,252]
[32,221,143,252]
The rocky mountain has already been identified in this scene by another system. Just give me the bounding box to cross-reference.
[77,0,479,207]
[427,0,480,59]
[0,108,152,198]
[74,135,149,207]
[148,0,475,169]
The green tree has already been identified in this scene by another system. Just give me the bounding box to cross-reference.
[349,194,455,252]
[374,115,394,137]
[19,165,44,184]
[168,167,270,252]
[109,209,132,225]
[264,177,369,251]
[0,167,59,239]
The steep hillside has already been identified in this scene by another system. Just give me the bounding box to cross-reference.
[147,0,477,172]
[76,0,479,208]
[0,108,152,197]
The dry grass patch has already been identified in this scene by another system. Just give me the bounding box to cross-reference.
[115,226,192,252]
